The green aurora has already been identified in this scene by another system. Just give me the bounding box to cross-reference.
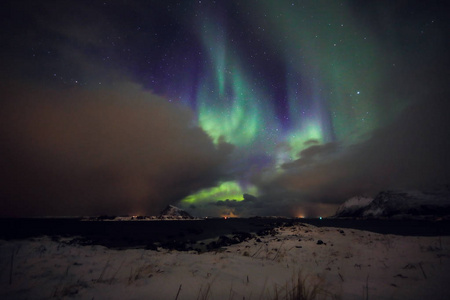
[182,1,400,207]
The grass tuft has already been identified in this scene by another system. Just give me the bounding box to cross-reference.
[270,271,335,300]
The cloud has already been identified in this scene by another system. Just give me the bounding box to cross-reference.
[214,193,258,208]
[253,91,450,216]
[0,81,233,217]
[284,142,339,169]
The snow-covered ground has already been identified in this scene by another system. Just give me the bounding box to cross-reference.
[1,223,449,299]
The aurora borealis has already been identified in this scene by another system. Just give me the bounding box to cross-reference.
[1,0,449,217]
[177,1,388,209]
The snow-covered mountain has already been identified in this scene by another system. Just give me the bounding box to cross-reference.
[334,196,374,218]
[158,205,194,220]
[334,187,450,219]
[82,205,195,221]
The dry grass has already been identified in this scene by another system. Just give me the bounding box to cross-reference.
[270,271,337,300]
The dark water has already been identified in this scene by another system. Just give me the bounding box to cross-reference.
[1,218,449,249]
[0,218,284,248]
[300,218,450,236]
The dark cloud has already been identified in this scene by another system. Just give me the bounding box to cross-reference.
[253,91,450,216]
[0,81,233,217]
[285,143,339,169]
[214,193,258,208]
[303,139,320,146]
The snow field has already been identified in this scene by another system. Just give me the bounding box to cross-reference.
[1,223,450,299]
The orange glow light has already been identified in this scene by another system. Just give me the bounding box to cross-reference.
[221,211,238,219]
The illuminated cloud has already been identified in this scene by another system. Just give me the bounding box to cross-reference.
[0,81,232,217]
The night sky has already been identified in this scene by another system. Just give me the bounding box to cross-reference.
[1,0,449,217]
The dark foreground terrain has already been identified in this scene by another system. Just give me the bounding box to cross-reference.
[1,218,450,250]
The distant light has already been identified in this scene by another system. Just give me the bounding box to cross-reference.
[319,217,323,220]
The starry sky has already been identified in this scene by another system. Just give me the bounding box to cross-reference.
[1,0,449,217]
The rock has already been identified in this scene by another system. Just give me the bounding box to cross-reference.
[232,231,253,242]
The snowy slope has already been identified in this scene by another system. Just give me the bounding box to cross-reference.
[1,223,450,300]
[335,188,450,219]
[334,196,373,217]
